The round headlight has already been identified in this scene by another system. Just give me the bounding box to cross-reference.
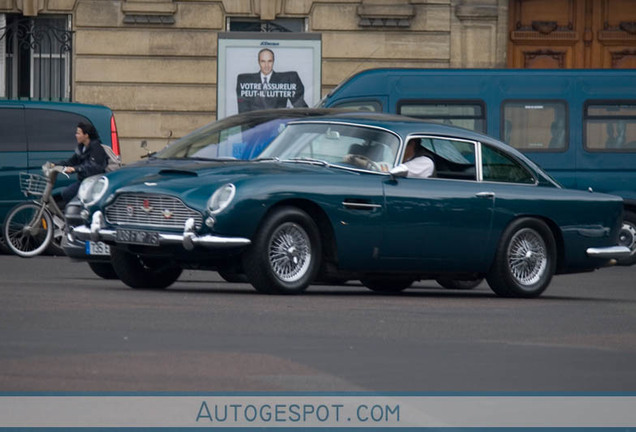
[78,175,109,206]
[207,183,236,215]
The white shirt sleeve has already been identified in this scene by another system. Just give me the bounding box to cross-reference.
[400,156,435,179]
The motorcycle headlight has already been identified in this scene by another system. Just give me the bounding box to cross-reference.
[207,183,236,215]
[78,175,109,206]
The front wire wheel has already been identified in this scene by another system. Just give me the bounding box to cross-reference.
[242,207,321,294]
[487,218,556,298]
[268,222,312,283]
[3,202,53,257]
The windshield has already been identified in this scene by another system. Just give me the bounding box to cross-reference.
[156,116,291,160]
[259,123,401,172]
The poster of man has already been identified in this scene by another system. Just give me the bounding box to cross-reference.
[217,33,322,119]
[236,48,308,113]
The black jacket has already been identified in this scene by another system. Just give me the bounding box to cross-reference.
[59,139,108,180]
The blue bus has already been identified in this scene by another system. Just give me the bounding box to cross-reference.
[319,68,636,265]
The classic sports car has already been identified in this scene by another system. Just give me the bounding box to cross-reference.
[62,108,340,279]
[71,113,630,297]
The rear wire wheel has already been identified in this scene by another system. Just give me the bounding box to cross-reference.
[487,218,556,298]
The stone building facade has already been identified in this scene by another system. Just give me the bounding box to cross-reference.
[2,0,508,161]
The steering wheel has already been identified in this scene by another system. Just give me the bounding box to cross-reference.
[343,154,382,172]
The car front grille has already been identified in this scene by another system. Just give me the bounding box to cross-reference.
[105,193,203,230]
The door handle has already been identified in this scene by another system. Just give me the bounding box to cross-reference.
[476,191,495,198]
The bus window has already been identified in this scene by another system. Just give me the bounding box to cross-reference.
[398,101,485,133]
[502,101,567,152]
[332,100,382,112]
[584,103,636,152]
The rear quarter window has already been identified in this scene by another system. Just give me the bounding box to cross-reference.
[0,108,27,152]
[25,109,91,152]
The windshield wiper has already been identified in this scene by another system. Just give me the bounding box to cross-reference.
[288,157,330,167]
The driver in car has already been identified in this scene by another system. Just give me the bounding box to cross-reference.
[396,138,435,178]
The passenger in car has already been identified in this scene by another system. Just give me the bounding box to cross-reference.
[398,138,436,178]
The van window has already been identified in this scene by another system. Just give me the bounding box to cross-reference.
[481,144,535,184]
[0,108,26,152]
[25,109,91,152]
[398,102,485,133]
[502,101,567,152]
[584,102,636,152]
[332,100,382,112]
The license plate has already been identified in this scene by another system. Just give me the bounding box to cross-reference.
[85,241,110,256]
[116,229,160,246]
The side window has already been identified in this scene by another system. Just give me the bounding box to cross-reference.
[333,100,382,112]
[481,144,535,184]
[0,108,26,152]
[584,102,636,152]
[502,101,567,151]
[398,101,486,133]
[418,137,477,180]
[25,109,90,152]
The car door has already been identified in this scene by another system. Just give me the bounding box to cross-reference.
[380,137,495,272]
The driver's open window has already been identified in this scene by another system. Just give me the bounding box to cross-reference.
[416,137,477,180]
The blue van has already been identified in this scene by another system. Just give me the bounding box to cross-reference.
[319,68,636,265]
[0,100,119,251]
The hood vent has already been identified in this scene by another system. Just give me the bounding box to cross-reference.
[157,169,198,177]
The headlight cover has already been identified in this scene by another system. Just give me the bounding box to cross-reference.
[78,175,109,206]
[207,183,236,215]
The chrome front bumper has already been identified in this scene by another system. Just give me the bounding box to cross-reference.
[586,245,631,260]
[71,211,251,251]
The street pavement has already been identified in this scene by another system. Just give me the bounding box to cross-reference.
[1,255,635,392]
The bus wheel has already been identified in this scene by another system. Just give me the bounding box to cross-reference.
[617,211,636,266]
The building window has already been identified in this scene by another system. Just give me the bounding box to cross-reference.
[228,18,306,32]
[0,14,72,101]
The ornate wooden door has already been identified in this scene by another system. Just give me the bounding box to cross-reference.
[508,0,636,68]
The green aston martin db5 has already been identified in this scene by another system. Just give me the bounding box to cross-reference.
[71,112,630,297]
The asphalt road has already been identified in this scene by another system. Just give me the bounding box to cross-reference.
[1,255,635,392]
